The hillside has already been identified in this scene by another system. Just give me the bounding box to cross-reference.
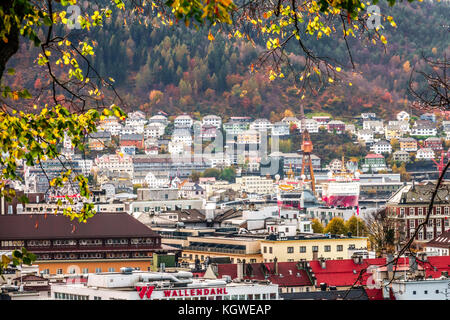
[4,1,450,120]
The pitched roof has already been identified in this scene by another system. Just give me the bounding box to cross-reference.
[426,229,450,249]
[309,258,387,287]
[216,262,313,287]
[0,213,160,240]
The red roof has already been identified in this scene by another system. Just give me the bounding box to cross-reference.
[419,255,450,278]
[309,258,387,287]
[216,262,313,287]
[364,288,384,300]
[365,153,384,159]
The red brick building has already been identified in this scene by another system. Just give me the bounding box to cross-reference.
[120,134,144,149]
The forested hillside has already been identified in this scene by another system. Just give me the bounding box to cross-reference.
[5,1,450,120]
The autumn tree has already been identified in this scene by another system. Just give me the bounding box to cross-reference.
[311,219,324,233]
[324,217,347,235]
[345,216,368,237]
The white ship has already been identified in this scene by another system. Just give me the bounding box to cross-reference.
[51,269,280,300]
[321,158,360,208]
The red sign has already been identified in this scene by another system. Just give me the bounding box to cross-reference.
[136,286,228,299]
[136,286,155,299]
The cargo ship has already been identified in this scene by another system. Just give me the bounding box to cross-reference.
[321,158,360,207]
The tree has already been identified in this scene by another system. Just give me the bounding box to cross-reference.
[311,219,324,233]
[365,208,397,255]
[219,167,236,183]
[345,216,368,237]
[0,0,419,274]
[201,168,221,179]
[324,217,347,235]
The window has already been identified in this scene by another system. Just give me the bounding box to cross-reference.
[108,268,115,272]
[413,291,416,295]
[299,246,306,253]
[312,246,319,252]
[436,207,441,215]
[287,247,294,253]
[269,247,273,254]
[324,245,331,252]
[82,268,89,274]
[57,269,63,275]
[263,246,267,253]
[424,290,428,294]
[95,268,102,273]
[337,245,343,252]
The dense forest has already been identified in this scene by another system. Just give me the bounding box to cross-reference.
[4,1,450,120]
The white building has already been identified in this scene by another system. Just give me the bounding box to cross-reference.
[363,120,384,134]
[94,154,133,176]
[416,148,435,160]
[396,111,410,122]
[144,123,165,139]
[235,176,274,195]
[298,119,319,133]
[202,115,222,128]
[148,114,169,126]
[172,128,192,145]
[271,122,290,136]
[371,140,392,154]
[250,118,273,132]
[174,114,194,128]
[144,172,170,188]
[357,129,374,143]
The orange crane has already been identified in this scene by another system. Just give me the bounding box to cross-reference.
[299,104,316,196]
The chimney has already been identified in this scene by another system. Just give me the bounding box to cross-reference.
[237,262,244,280]
[320,258,326,269]
[273,257,278,275]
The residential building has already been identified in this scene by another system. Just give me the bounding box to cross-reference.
[260,234,368,262]
[299,119,319,133]
[223,121,249,135]
[416,148,435,160]
[384,125,403,140]
[396,111,410,122]
[411,120,437,137]
[94,153,133,176]
[363,120,384,134]
[361,154,387,173]
[357,129,374,144]
[235,176,274,195]
[327,120,345,134]
[88,131,112,151]
[250,118,273,132]
[371,140,392,154]
[271,122,290,136]
[393,150,410,162]
[386,183,450,243]
[202,115,222,128]
[237,129,260,145]
[119,134,144,150]
[144,123,165,139]
[174,114,194,128]
[420,113,436,123]
[148,114,169,126]
[425,229,450,256]
[399,137,418,152]
[424,137,443,152]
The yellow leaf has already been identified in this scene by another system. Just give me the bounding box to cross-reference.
[208,31,215,41]
[380,35,387,44]
[336,67,341,72]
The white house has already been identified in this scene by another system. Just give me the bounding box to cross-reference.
[357,129,374,143]
[144,123,165,139]
[250,118,273,132]
[172,128,192,145]
[371,140,392,154]
[411,121,437,137]
[174,114,194,128]
[416,148,435,160]
[363,120,384,134]
[202,115,222,128]
[148,114,169,126]
[271,122,290,136]
[396,111,410,122]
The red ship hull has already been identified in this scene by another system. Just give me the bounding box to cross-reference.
[322,195,359,207]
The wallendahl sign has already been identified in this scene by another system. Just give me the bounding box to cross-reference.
[136,286,229,299]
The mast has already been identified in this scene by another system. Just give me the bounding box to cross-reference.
[299,104,316,196]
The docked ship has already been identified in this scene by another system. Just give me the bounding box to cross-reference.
[321,158,360,207]
[275,165,316,210]
[51,269,280,300]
